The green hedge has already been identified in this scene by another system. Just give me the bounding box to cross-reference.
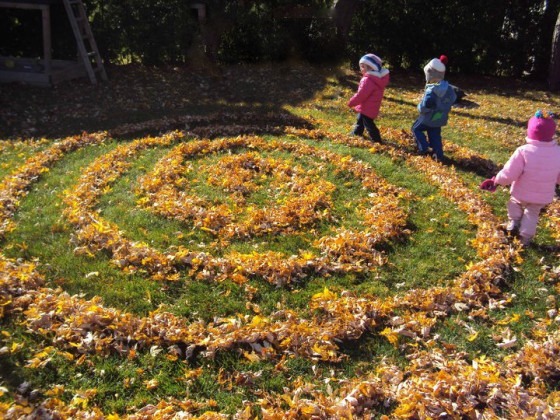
[1,0,559,79]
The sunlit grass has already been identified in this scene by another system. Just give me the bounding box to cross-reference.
[1,65,559,417]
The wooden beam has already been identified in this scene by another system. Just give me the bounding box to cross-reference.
[0,0,94,86]
[42,5,52,78]
[0,2,49,10]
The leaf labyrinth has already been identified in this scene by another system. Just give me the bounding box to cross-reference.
[1,123,559,418]
[66,135,407,286]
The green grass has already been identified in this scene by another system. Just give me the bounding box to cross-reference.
[0,140,49,178]
[1,64,559,417]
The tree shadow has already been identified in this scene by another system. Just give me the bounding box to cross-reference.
[0,62,337,139]
[440,155,500,178]
[2,63,555,148]
[334,71,358,92]
[531,242,560,253]
[452,99,479,109]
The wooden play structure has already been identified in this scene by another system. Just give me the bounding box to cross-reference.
[0,0,107,86]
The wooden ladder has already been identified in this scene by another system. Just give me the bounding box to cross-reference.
[62,0,107,84]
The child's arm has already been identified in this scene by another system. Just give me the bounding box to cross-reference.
[417,90,436,113]
[449,86,457,104]
[348,80,375,108]
[494,149,525,186]
[481,149,524,192]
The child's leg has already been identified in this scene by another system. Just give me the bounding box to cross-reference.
[504,198,521,235]
[412,120,430,153]
[506,197,523,230]
[351,114,365,136]
[426,127,443,159]
[519,201,545,244]
[362,115,381,142]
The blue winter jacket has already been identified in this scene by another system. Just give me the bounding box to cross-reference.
[416,80,456,127]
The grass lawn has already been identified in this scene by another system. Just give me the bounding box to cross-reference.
[1,62,560,418]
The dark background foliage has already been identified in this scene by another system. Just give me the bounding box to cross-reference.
[347,0,560,78]
[1,0,559,79]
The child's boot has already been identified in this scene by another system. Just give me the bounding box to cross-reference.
[519,235,532,248]
[350,127,363,137]
[505,220,520,236]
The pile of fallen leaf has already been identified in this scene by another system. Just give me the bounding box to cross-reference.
[0,132,107,238]
[65,133,408,286]
[138,149,336,238]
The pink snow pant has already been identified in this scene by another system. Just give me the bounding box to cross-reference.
[507,197,545,242]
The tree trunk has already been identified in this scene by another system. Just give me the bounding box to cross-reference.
[548,10,560,90]
[332,0,360,40]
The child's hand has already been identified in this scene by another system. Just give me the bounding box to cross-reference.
[479,177,497,192]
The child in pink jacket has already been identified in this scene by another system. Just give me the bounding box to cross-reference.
[480,111,560,246]
[348,53,390,142]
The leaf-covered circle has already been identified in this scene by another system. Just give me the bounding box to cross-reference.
[65,135,408,285]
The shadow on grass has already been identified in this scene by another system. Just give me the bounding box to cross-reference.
[0,62,341,139]
[2,63,555,142]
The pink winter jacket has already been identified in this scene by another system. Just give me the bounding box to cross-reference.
[494,138,560,205]
[347,70,390,119]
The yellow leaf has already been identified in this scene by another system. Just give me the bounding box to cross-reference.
[10,341,22,353]
[300,405,319,415]
[242,351,261,362]
[249,315,268,327]
[59,351,74,361]
[183,367,203,380]
[467,331,479,341]
[300,250,315,260]
[280,394,293,406]
[380,328,399,347]
[144,379,159,390]
[45,385,65,396]
[497,313,520,325]
[71,396,89,409]
[312,287,337,301]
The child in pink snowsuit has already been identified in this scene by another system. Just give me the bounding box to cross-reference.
[348,53,390,142]
[480,111,560,246]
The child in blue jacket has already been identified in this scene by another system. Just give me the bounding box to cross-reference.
[412,58,457,161]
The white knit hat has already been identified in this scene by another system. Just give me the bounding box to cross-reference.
[423,58,446,82]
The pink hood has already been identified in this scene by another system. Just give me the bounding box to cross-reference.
[348,70,390,119]
[494,138,560,204]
